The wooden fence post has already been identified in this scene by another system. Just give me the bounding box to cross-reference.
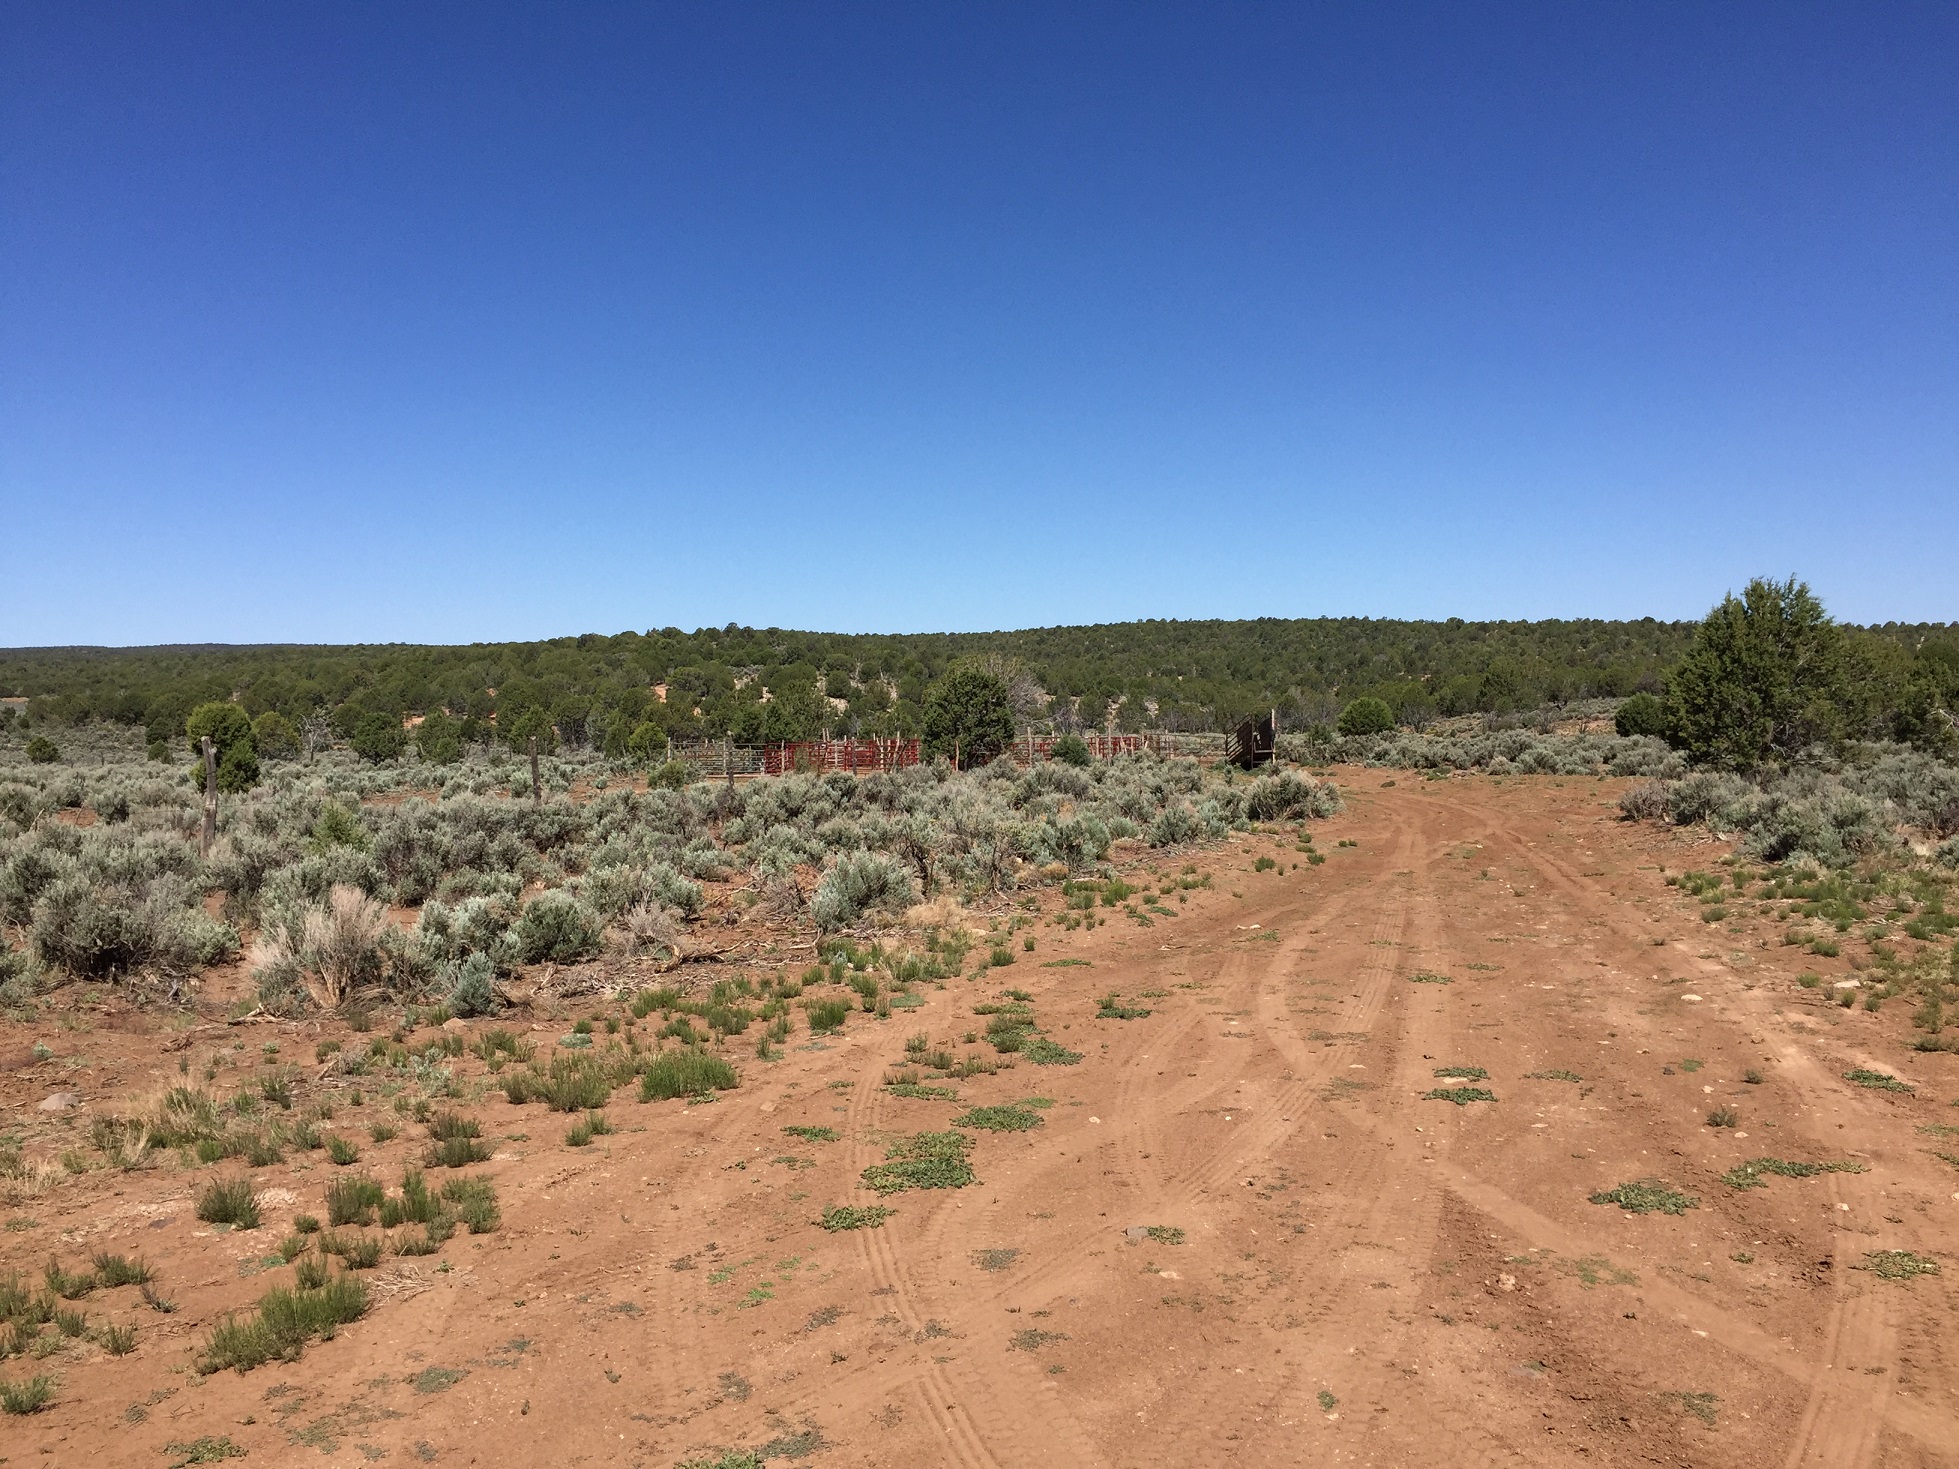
[199,737,217,857]
[725,734,734,788]
[529,736,541,806]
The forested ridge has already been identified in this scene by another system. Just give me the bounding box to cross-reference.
[2,614,1952,747]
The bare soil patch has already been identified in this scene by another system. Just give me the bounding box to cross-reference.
[5,772,1957,1466]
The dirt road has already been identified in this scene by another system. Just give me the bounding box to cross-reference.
[6,774,1957,1467]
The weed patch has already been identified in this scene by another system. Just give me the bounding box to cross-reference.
[1423,1087,1496,1105]
[195,1178,260,1229]
[197,1274,367,1373]
[952,1105,1043,1133]
[819,1205,891,1231]
[1590,1180,1697,1215]
[1845,1069,1914,1093]
[860,1132,975,1194]
[1854,1250,1939,1280]
[641,1049,738,1101]
[1721,1157,1866,1190]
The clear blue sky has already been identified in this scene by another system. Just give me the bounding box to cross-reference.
[3,3,1954,646]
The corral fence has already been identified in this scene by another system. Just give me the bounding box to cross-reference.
[762,738,922,775]
[663,729,1247,780]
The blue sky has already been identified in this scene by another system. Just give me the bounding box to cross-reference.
[3,3,1954,645]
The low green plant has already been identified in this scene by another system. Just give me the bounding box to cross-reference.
[1720,1157,1866,1190]
[324,1175,385,1227]
[818,1205,892,1232]
[427,1111,482,1141]
[1705,1106,1738,1128]
[952,1105,1043,1133]
[326,1136,360,1166]
[782,1126,839,1142]
[321,1232,381,1269]
[1844,1069,1913,1093]
[1022,1037,1083,1065]
[805,998,852,1034]
[860,1132,976,1194]
[1095,993,1151,1020]
[1423,1087,1496,1105]
[1854,1250,1940,1280]
[42,1260,94,1300]
[566,1111,614,1147]
[1590,1180,1697,1215]
[87,1251,153,1288]
[640,1049,738,1101]
[1432,1066,1487,1080]
[162,1436,246,1466]
[1525,1069,1581,1082]
[425,1135,491,1168]
[195,1178,260,1229]
[0,1374,55,1414]
[439,1175,500,1234]
[505,1053,621,1111]
[197,1274,367,1373]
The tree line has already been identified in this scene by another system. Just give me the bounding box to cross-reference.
[1,603,1952,770]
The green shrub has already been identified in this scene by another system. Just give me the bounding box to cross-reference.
[810,851,917,930]
[439,1175,500,1233]
[23,736,58,765]
[325,1175,385,1227]
[447,952,497,1017]
[1614,693,1668,739]
[1337,697,1394,736]
[197,1274,367,1373]
[196,1177,260,1229]
[425,1136,490,1168]
[252,711,300,758]
[349,713,406,762]
[1664,577,1860,769]
[185,702,256,784]
[922,663,1015,769]
[514,1053,619,1111]
[0,1374,55,1414]
[509,890,603,965]
[1051,734,1091,767]
[640,1049,738,1101]
[805,997,851,1034]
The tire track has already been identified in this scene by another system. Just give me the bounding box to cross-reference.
[1422,787,1936,1464]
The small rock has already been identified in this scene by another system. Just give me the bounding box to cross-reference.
[441,1018,467,1032]
[38,1092,81,1112]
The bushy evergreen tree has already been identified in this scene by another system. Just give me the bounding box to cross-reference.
[923,663,1015,769]
[1664,577,1857,769]
[1336,697,1394,736]
[1613,692,1668,739]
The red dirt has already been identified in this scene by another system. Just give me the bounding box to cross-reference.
[5,773,1958,1467]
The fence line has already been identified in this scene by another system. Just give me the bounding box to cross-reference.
[660,729,1242,779]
